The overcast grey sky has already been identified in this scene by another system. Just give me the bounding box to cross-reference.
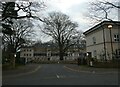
[34,0,117,31]
[32,0,94,42]
[42,0,93,32]
[29,0,118,42]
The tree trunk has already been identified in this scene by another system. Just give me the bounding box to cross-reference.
[59,44,64,60]
[9,45,16,68]
[10,53,15,68]
[59,51,64,60]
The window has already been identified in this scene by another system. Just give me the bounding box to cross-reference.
[92,37,96,44]
[93,50,97,58]
[115,49,120,58]
[29,54,31,56]
[114,34,119,42]
[24,54,26,56]
[72,53,75,57]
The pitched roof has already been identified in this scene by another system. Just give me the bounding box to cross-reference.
[33,42,57,48]
[21,46,33,48]
[83,21,120,35]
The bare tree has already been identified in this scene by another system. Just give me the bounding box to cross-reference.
[1,1,46,21]
[2,19,35,67]
[72,30,86,52]
[1,1,46,67]
[87,0,120,23]
[41,12,78,60]
[1,1,46,38]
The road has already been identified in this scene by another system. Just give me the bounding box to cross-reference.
[0,65,2,87]
[2,64,119,85]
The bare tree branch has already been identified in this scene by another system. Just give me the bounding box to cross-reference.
[87,0,119,23]
[41,12,78,60]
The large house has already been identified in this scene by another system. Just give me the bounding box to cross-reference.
[20,46,34,63]
[83,21,120,61]
[20,41,86,63]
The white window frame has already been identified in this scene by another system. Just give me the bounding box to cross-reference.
[114,34,120,42]
[93,50,97,58]
[92,37,96,44]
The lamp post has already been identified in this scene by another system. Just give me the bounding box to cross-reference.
[108,25,113,60]
[47,45,51,61]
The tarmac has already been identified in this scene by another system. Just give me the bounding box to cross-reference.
[2,63,41,77]
[2,63,119,77]
[64,64,119,74]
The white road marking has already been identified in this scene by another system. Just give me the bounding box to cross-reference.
[4,65,41,78]
[56,75,60,78]
[92,71,95,74]
[64,66,118,74]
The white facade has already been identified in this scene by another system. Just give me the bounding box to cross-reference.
[84,21,120,61]
[20,39,86,62]
[20,47,34,63]
[20,46,80,62]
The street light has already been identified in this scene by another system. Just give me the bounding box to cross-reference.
[47,45,51,61]
[108,25,112,29]
[14,54,16,58]
[108,24,113,60]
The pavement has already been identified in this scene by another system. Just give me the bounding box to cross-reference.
[64,64,119,74]
[0,64,2,87]
[0,64,2,68]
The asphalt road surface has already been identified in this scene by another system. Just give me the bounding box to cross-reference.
[2,64,119,85]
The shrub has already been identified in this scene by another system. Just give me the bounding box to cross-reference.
[93,61,119,68]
